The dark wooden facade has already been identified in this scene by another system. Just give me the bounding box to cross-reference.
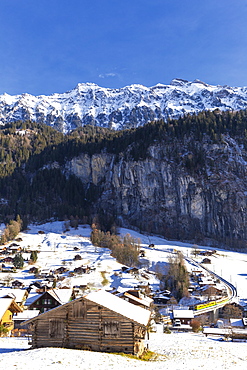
[23,291,151,356]
[28,291,61,313]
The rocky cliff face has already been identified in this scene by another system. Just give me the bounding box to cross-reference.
[65,135,247,248]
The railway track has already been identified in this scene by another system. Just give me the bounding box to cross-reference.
[184,256,237,316]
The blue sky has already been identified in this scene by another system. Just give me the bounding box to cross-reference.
[1,0,247,95]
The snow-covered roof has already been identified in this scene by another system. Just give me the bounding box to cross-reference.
[13,309,40,320]
[0,288,27,303]
[230,319,244,328]
[0,298,22,318]
[24,288,72,307]
[120,291,153,307]
[0,298,14,319]
[22,289,151,327]
[85,290,151,326]
[172,309,194,319]
[24,292,41,306]
[49,288,73,304]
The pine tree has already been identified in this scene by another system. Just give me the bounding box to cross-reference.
[13,253,24,269]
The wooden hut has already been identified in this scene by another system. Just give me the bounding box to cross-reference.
[22,289,151,356]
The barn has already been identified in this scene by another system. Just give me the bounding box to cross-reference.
[22,289,151,356]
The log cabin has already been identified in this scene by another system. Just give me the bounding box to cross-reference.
[22,289,151,356]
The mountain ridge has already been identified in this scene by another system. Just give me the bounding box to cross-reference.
[1,79,247,132]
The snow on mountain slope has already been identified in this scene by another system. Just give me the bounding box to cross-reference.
[1,79,247,132]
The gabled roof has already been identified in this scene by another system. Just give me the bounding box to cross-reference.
[25,288,72,307]
[0,288,27,303]
[85,290,151,326]
[172,309,194,319]
[22,289,151,327]
[0,298,22,319]
[121,292,153,307]
[48,288,72,304]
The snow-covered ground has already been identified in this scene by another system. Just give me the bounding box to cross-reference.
[1,221,247,369]
[0,330,247,369]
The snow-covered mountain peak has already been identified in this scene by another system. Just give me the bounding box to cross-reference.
[191,79,209,87]
[1,79,247,132]
[170,78,189,86]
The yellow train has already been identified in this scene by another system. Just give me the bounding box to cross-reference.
[194,298,229,311]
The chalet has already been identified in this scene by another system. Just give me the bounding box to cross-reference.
[201,258,211,264]
[74,254,82,260]
[199,285,225,298]
[22,289,151,356]
[153,295,170,305]
[26,288,72,313]
[1,256,14,263]
[74,266,88,274]
[54,266,68,274]
[39,268,53,278]
[117,289,153,309]
[11,280,24,289]
[72,285,88,299]
[0,288,29,308]
[0,298,22,333]
[28,266,38,274]
[29,281,46,291]
[8,244,22,254]
[171,309,194,326]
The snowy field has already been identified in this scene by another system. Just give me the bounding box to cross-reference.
[1,221,247,369]
[0,330,247,369]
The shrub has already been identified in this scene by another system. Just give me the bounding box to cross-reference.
[163,325,171,334]
[0,325,9,337]
[191,319,201,332]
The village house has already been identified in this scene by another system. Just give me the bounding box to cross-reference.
[11,280,25,289]
[25,288,72,313]
[8,243,22,254]
[22,289,151,356]
[171,309,194,327]
[0,297,22,333]
[0,288,29,308]
[115,288,153,309]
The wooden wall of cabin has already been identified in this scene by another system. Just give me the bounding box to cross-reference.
[67,300,136,353]
[30,298,147,355]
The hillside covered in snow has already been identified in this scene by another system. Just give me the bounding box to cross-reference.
[0,222,247,369]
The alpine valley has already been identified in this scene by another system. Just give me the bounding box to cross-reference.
[0,79,247,250]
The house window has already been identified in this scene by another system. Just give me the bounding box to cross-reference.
[103,321,120,338]
[42,298,52,305]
